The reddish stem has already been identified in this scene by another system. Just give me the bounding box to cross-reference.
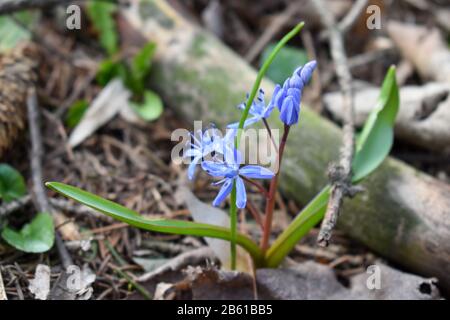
[246,200,264,231]
[241,176,270,198]
[262,118,279,151]
[260,124,290,252]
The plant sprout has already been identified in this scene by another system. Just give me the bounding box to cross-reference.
[45,22,399,270]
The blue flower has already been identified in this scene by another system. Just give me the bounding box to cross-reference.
[268,61,317,126]
[184,127,236,180]
[201,149,274,208]
[227,89,274,129]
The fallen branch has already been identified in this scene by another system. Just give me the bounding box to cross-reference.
[312,0,358,247]
[26,88,73,269]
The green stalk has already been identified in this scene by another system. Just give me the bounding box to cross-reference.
[230,183,237,270]
[228,22,305,269]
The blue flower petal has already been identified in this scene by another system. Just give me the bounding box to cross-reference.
[227,121,239,129]
[184,148,201,158]
[202,161,235,177]
[287,87,301,107]
[212,179,234,207]
[235,177,247,209]
[188,155,202,180]
[280,96,299,125]
[300,60,317,85]
[288,73,303,88]
[239,165,274,179]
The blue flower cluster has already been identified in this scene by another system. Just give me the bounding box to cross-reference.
[184,61,316,208]
[269,61,317,125]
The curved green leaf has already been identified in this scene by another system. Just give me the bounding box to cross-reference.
[266,66,399,267]
[45,182,263,264]
[0,164,26,203]
[131,90,163,121]
[352,66,399,182]
[265,186,330,267]
[1,212,55,253]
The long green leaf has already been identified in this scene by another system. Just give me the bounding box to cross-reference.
[352,66,399,182]
[86,1,118,56]
[45,182,263,264]
[265,66,399,267]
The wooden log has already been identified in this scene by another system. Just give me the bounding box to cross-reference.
[123,0,450,290]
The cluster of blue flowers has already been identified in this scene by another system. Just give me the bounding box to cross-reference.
[185,61,317,208]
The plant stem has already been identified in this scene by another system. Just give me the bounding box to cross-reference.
[229,22,304,270]
[246,199,264,230]
[260,124,291,252]
[262,118,278,151]
[230,183,237,270]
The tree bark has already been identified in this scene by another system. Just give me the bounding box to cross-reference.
[123,0,450,290]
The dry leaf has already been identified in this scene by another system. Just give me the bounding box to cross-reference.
[324,82,450,152]
[182,262,441,300]
[176,184,252,273]
[0,268,7,300]
[388,21,450,84]
[28,264,51,300]
[69,78,131,147]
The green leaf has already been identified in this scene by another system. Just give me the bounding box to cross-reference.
[352,66,399,182]
[132,43,156,83]
[260,44,308,84]
[96,59,128,86]
[1,212,55,253]
[265,187,330,267]
[0,12,37,52]
[266,67,400,267]
[65,100,89,129]
[125,42,157,95]
[86,1,118,56]
[45,182,263,264]
[130,90,163,121]
[0,164,26,203]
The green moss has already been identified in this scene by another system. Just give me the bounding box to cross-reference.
[189,32,208,58]
[140,0,174,29]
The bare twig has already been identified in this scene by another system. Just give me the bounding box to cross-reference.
[27,88,73,268]
[319,0,369,40]
[138,247,216,282]
[312,0,359,247]
[0,195,31,218]
[337,0,369,34]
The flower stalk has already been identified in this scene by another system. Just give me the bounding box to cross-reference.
[261,124,290,252]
